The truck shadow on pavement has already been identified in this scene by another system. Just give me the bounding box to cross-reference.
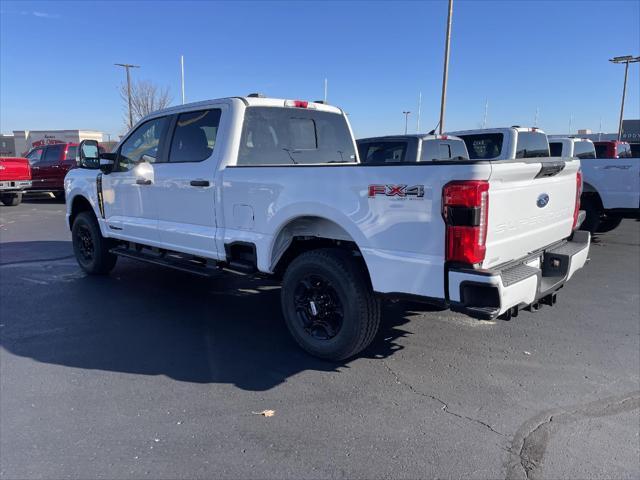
[0,241,431,391]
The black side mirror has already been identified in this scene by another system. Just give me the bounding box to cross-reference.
[78,140,101,169]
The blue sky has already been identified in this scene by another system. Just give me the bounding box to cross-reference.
[1,0,639,138]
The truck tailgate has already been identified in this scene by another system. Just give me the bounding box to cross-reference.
[483,159,579,269]
[0,157,31,181]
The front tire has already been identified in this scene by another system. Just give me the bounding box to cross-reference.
[0,193,22,206]
[72,211,117,275]
[281,248,381,361]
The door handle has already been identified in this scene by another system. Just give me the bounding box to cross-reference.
[190,180,210,187]
[136,178,152,185]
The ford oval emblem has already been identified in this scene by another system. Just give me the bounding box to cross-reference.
[537,193,550,208]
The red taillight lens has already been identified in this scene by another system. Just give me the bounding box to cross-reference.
[572,170,582,230]
[443,180,489,265]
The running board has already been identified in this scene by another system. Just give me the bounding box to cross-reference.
[110,246,220,277]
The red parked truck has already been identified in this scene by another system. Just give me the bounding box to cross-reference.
[25,143,78,199]
[593,140,634,159]
[0,157,32,206]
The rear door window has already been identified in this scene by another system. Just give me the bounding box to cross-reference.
[573,141,596,159]
[359,141,407,163]
[42,144,64,164]
[515,132,549,158]
[238,107,356,165]
[459,133,503,160]
[168,109,221,162]
[549,142,563,157]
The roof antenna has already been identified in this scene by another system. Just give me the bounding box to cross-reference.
[428,120,441,136]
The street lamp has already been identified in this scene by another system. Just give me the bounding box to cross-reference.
[115,63,140,129]
[438,0,454,134]
[609,55,640,141]
[403,111,411,134]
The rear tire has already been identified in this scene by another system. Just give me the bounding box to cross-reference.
[72,211,117,275]
[0,193,22,206]
[596,215,623,233]
[281,248,381,361]
[580,195,602,233]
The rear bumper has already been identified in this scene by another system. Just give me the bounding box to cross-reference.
[448,230,590,320]
[0,180,31,192]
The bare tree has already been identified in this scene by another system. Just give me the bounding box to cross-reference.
[119,79,172,129]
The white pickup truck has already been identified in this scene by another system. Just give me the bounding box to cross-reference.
[548,136,640,233]
[65,97,590,360]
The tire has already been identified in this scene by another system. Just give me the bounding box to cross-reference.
[0,193,22,206]
[281,248,381,361]
[580,195,602,233]
[72,211,117,275]
[596,215,623,233]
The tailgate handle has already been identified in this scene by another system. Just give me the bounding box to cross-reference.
[136,178,152,185]
[535,161,565,178]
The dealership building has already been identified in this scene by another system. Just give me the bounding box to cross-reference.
[7,130,104,156]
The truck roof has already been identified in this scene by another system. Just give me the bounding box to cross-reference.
[146,96,343,120]
[447,126,547,136]
[357,134,464,142]
[548,136,594,144]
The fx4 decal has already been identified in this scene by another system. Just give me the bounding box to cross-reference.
[368,184,425,198]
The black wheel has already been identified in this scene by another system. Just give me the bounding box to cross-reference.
[596,215,623,233]
[580,195,602,233]
[281,248,381,361]
[72,211,117,275]
[0,193,22,206]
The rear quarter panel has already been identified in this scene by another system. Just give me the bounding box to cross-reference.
[221,163,492,299]
[581,158,640,209]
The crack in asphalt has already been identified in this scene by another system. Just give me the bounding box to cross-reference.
[381,360,507,438]
[507,391,640,480]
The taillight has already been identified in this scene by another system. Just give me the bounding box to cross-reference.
[572,170,582,230]
[442,180,489,265]
[285,99,314,109]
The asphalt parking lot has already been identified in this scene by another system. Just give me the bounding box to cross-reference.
[1,198,639,480]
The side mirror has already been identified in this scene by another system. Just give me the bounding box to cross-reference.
[78,140,101,169]
[99,155,117,174]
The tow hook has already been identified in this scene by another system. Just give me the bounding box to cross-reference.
[540,292,557,307]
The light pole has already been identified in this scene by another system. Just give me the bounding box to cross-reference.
[403,111,411,134]
[115,63,140,129]
[438,0,453,134]
[609,55,639,141]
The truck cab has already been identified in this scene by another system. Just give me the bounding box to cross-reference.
[447,126,550,160]
[357,134,469,163]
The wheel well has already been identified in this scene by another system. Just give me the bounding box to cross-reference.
[69,196,94,230]
[270,216,370,280]
[581,187,603,210]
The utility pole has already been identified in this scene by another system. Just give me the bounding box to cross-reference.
[416,91,422,133]
[403,111,411,134]
[482,98,488,128]
[438,0,453,134]
[115,63,140,129]
[569,114,573,135]
[181,55,186,105]
[534,106,539,127]
[609,55,639,141]
[324,78,328,103]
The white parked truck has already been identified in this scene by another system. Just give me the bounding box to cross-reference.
[65,97,590,360]
[547,136,639,233]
